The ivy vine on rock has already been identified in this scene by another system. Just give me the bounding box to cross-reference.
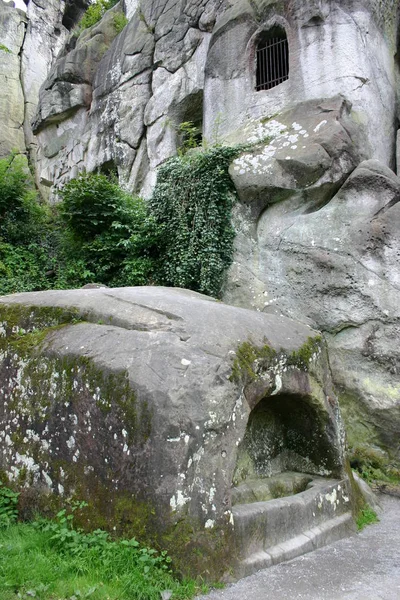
[148,146,241,298]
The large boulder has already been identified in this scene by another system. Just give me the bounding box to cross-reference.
[0,286,350,577]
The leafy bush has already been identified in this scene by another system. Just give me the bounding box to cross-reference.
[79,0,119,30]
[148,146,241,297]
[0,154,54,295]
[56,172,157,288]
[0,145,241,299]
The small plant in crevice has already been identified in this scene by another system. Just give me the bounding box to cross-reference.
[148,145,242,298]
[113,12,128,33]
[78,0,119,31]
[177,121,202,155]
[356,504,379,530]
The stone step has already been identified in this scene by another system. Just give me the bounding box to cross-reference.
[232,476,355,577]
[237,513,354,578]
[232,471,313,505]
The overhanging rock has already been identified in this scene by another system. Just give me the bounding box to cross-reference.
[0,286,354,578]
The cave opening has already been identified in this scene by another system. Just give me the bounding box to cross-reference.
[232,392,339,501]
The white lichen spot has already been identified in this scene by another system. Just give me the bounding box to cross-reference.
[181,359,191,366]
[325,488,337,508]
[42,470,53,488]
[314,120,327,133]
[122,429,128,438]
[205,519,215,529]
[58,483,64,495]
[170,490,190,510]
[66,436,75,450]
[271,373,282,396]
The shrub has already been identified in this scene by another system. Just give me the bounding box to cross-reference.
[0,154,54,294]
[148,146,241,298]
[56,172,157,288]
[79,0,119,30]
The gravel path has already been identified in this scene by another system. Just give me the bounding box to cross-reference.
[197,495,400,600]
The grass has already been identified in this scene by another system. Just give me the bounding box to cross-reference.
[0,519,204,600]
[356,505,379,531]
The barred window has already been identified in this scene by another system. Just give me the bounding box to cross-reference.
[256,27,289,91]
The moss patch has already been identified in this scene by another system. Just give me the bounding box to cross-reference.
[230,335,322,384]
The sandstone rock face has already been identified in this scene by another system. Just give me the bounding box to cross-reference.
[226,153,400,460]
[0,0,85,161]
[30,0,399,198]
[0,1,27,156]
[0,286,348,576]
[205,0,399,167]
[32,0,229,198]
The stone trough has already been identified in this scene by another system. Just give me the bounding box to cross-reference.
[0,286,356,579]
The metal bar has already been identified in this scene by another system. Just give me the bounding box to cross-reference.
[256,35,289,91]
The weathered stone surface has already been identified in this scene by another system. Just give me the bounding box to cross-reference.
[0,0,82,162]
[26,0,399,200]
[225,159,400,459]
[0,1,27,156]
[0,286,349,576]
[204,0,398,169]
[229,96,365,219]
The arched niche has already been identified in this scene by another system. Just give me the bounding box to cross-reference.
[233,392,340,489]
[255,26,289,91]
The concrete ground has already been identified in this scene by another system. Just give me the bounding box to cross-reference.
[197,495,400,600]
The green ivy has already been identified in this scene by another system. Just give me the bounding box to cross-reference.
[148,146,241,298]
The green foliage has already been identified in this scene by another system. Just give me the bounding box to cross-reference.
[0,501,200,600]
[113,12,128,33]
[0,482,19,527]
[79,0,119,30]
[356,504,379,530]
[0,145,241,298]
[178,121,202,155]
[287,335,322,369]
[350,446,400,486]
[0,43,10,53]
[0,154,54,295]
[148,146,241,297]
[56,172,157,288]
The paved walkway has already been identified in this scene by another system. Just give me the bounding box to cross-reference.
[197,495,400,600]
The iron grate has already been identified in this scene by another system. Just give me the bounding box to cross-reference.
[256,36,289,91]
